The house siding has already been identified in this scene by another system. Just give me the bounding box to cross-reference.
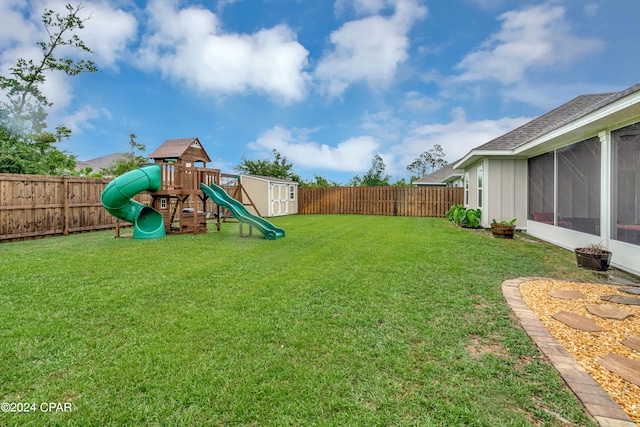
[486,159,528,229]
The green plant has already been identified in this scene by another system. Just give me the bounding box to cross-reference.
[577,242,610,254]
[492,218,517,226]
[446,204,481,228]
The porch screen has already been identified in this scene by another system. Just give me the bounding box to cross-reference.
[612,122,640,245]
[556,137,600,235]
[528,152,554,223]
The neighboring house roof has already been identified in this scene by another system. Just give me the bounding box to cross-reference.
[75,152,129,172]
[243,174,298,184]
[148,137,211,163]
[413,162,464,186]
[456,81,640,168]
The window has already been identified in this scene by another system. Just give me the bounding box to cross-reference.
[528,137,601,236]
[612,122,640,245]
[477,164,483,209]
[528,152,554,223]
[557,137,600,235]
[464,172,469,205]
[160,198,167,209]
[289,185,295,201]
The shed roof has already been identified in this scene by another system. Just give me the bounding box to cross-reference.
[149,137,211,163]
[243,174,298,184]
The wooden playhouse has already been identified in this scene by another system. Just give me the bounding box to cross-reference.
[147,137,221,234]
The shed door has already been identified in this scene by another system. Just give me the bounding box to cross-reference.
[270,183,288,216]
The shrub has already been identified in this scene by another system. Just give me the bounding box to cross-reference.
[446,204,482,228]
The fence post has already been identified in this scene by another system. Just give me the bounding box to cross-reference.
[63,174,70,236]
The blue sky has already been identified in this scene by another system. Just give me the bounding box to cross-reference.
[1,0,639,183]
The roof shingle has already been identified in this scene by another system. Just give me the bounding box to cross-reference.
[477,81,640,151]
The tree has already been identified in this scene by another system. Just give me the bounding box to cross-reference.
[0,3,97,174]
[349,154,390,186]
[235,149,301,182]
[407,144,448,180]
[0,122,76,174]
[100,133,148,176]
[300,174,341,188]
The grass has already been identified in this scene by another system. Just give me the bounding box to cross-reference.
[0,214,622,426]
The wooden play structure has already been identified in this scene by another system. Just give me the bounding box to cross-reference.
[143,137,259,235]
[106,137,284,240]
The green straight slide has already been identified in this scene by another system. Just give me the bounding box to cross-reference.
[200,182,285,240]
[101,164,166,240]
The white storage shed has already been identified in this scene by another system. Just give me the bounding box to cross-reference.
[239,175,298,217]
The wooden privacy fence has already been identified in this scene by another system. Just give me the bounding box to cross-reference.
[0,173,151,242]
[1,173,464,242]
[298,186,463,217]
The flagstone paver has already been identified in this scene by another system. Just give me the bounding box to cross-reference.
[620,287,640,295]
[586,304,634,320]
[601,295,640,306]
[552,311,602,332]
[621,336,640,352]
[502,278,637,427]
[598,353,640,387]
[548,289,587,299]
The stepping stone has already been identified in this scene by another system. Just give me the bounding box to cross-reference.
[607,275,640,286]
[548,289,586,300]
[601,294,640,306]
[620,287,640,295]
[585,304,634,320]
[598,353,640,387]
[551,311,602,332]
[622,336,640,352]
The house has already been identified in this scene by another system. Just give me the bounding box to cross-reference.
[413,162,464,187]
[238,175,298,217]
[75,152,130,173]
[455,82,640,276]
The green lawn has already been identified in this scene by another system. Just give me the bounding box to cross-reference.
[0,215,616,426]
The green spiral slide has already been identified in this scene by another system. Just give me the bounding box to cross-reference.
[101,164,166,240]
[200,182,285,240]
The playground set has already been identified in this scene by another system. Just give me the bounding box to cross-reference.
[100,138,285,240]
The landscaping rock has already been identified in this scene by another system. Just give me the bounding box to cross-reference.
[622,336,640,352]
[585,304,634,320]
[601,294,640,306]
[548,289,586,300]
[551,311,602,332]
[598,353,640,387]
[620,287,640,295]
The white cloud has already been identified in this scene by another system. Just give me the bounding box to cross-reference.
[316,0,427,97]
[583,3,599,17]
[61,104,112,134]
[401,91,443,113]
[0,1,38,48]
[0,1,135,121]
[334,0,388,17]
[249,126,379,172]
[77,2,137,69]
[392,108,531,169]
[455,4,604,84]
[137,0,310,103]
